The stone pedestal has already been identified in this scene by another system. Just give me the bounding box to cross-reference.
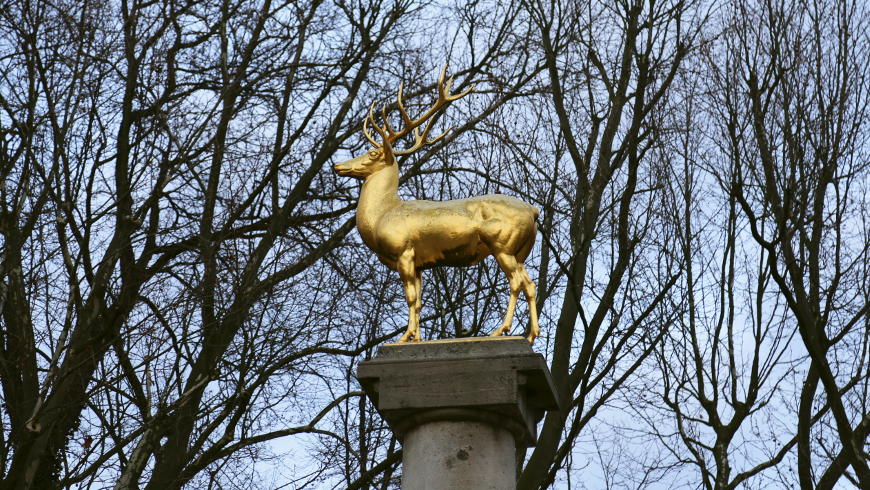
[357,336,559,490]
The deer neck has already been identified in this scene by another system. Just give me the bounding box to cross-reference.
[356,164,400,246]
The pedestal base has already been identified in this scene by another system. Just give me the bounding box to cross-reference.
[357,336,559,489]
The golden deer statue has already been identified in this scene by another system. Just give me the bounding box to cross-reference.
[334,67,540,344]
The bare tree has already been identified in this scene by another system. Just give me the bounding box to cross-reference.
[0,0,532,488]
[638,1,870,488]
[639,72,806,489]
[510,0,705,488]
[709,0,870,487]
[1,0,867,488]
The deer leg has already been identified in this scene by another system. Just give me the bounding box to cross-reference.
[519,264,540,343]
[413,270,423,341]
[490,253,522,337]
[397,249,420,343]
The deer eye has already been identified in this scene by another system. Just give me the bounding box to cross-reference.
[368,150,382,160]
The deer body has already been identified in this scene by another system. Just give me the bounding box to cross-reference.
[374,196,537,268]
[334,67,540,343]
[355,162,537,269]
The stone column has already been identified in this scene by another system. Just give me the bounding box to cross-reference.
[357,336,559,490]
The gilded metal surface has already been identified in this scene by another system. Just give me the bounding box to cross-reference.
[334,66,540,344]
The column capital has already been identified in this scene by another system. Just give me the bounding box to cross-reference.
[357,336,559,447]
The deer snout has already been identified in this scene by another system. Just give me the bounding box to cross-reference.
[334,154,372,178]
[333,161,353,175]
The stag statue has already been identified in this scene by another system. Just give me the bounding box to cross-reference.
[334,66,540,344]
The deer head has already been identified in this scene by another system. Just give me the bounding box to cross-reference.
[333,65,474,178]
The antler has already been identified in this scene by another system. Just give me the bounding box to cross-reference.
[363,64,474,156]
